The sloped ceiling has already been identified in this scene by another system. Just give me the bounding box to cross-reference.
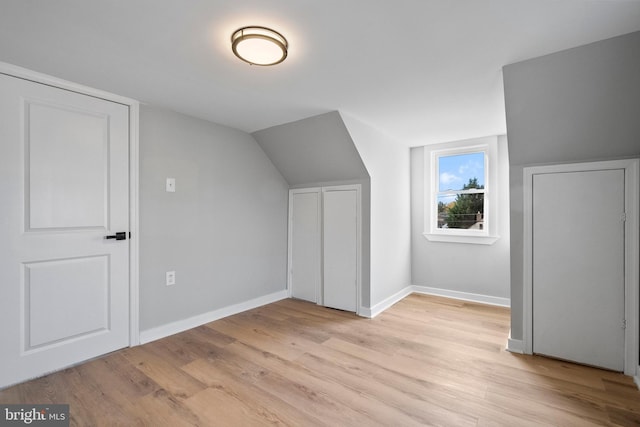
[252,111,369,186]
[1,1,640,146]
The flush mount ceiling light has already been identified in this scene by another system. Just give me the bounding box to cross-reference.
[231,26,288,66]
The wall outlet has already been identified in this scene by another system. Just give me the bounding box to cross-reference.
[166,271,176,286]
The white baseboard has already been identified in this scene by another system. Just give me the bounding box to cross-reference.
[362,285,414,318]
[362,285,509,319]
[358,306,372,318]
[140,287,510,343]
[139,289,288,344]
[412,286,510,308]
[506,331,524,354]
[635,366,640,390]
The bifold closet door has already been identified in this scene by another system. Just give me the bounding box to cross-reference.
[323,189,357,312]
[289,190,321,303]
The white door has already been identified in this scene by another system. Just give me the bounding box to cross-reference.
[289,190,321,303]
[323,189,358,312]
[532,169,625,371]
[0,74,130,387]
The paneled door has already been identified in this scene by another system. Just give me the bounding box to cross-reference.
[0,73,131,387]
[532,168,625,371]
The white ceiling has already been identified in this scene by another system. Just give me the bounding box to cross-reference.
[1,1,639,146]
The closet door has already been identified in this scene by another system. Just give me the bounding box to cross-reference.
[323,188,358,312]
[288,189,321,303]
[532,168,625,371]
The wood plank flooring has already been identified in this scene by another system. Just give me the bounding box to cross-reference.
[2,294,640,426]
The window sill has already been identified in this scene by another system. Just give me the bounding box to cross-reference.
[422,232,500,245]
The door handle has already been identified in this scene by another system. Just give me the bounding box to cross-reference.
[105,232,127,241]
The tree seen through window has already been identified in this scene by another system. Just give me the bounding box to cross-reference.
[436,152,486,230]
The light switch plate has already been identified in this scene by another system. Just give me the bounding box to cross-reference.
[166,178,176,192]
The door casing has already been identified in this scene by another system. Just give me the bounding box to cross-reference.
[523,159,639,375]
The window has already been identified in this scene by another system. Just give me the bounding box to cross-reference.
[424,137,499,245]
[436,151,486,230]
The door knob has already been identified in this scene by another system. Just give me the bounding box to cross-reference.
[105,232,127,240]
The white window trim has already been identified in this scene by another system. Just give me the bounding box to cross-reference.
[423,137,500,245]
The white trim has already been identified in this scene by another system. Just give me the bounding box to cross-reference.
[422,233,500,245]
[137,283,509,342]
[0,61,141,348]
[140,290,288,344]
[624,159,640,377]
[634,368,640,390]
[287,187,321,302]
[361,285,510,318]
[523,159,639,376]
[128,103,140,346]
[358,307,373,318]
[287,191,293,299]
[413,285,511,307]
[431,145,489,236]
[0,62,137,107]
[523,166,534,355]
[365,285,414,318]
[506,332,524,354]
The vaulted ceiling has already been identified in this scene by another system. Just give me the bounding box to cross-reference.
[1,1,639,146]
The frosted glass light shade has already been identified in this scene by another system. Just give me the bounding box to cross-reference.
[231,26,288,66]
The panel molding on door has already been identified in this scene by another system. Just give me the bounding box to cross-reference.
[25,99,111,231]
[522,159,640,375]
[0,62,140,388]
[24,255,111,351]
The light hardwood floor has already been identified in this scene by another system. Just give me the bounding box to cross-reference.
[2,294,640,426]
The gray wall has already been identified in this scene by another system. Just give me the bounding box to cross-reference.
[139,106,289,331]
[410,136,511,300]
[252,111,370,186]
[503,31,640,340]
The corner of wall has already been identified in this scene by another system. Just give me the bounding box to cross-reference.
[340,113,412,309]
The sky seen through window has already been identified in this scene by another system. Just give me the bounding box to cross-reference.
[437,152,485,206]
[438,152,485,192]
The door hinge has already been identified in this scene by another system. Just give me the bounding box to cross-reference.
[623,319,627,329]
[621,212,627,222]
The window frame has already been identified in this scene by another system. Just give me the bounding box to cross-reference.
[423,138,499,245]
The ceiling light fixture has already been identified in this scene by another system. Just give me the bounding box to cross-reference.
[231,26,288,66]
